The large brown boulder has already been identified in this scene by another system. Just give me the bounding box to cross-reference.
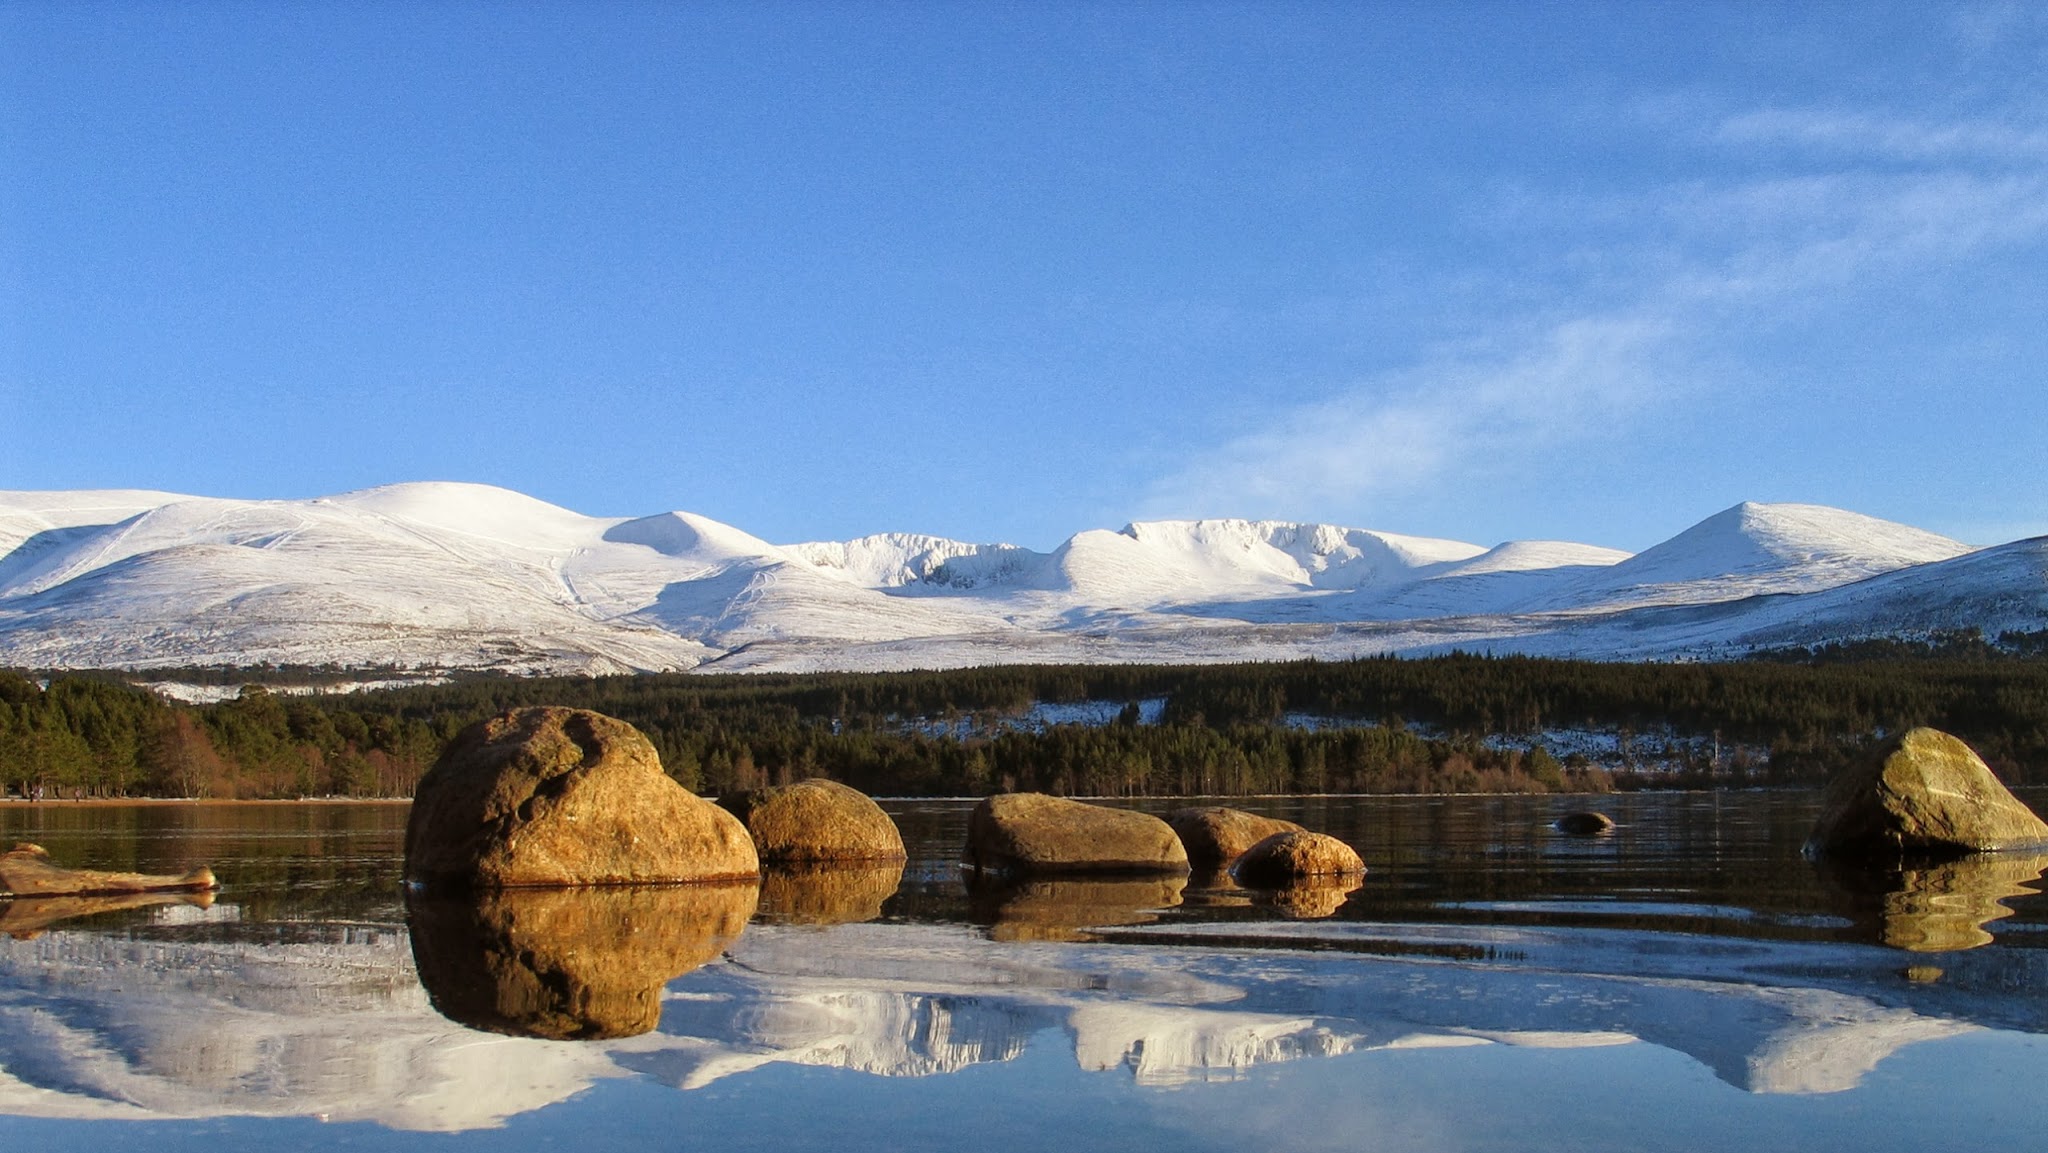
[1166,807,1306,870]
[963,793,1189,876]
[404,707,758,888]
[1231,831,1366,886]
[718,778,906,862]
[1806,728,2048,857]
[408,881,756,1039]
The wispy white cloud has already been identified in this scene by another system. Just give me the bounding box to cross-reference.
[1141,314,1670,521]
[1142,97,2048,528]
[1714,108,2048,162]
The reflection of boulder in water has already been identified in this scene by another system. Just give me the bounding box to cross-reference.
[969,874,1187,941]
[1249,879,1362,920]
[1179,869,1253,910]
[408,882,757,1040]
[755,861,905,926]
[1818,852,2048,952]
[0,888,216,939]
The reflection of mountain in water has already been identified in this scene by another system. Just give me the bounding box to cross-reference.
[0,909,2042,1130]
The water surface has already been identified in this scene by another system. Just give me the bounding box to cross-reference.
[2,792,2045,1151]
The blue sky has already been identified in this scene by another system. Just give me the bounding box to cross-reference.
[4,2,2045,551]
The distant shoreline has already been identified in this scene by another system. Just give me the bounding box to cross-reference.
[1,797,413,807]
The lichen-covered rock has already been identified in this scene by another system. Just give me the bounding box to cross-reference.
[1166,807,1307,870]
[408,881,756,1039]
[718,778,906,862]
[1554,811,1616,835]
[404,706,758,888]
[1231,831,1365,886]
[963,793,1188,875]
[1805,728,2048,857]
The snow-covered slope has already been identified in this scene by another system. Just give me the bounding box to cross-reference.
[0,485,2032,674]
[1544,502,1972,610]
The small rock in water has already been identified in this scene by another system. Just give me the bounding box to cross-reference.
[1231,831,1365,886]
[1554,811,1616,836]
[1805,727,2048,857]
[718,778,906,862]
[963,793,1188,876]
[1167,807,1306,871]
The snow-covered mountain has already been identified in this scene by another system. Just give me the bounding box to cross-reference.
[0,482,2034,675]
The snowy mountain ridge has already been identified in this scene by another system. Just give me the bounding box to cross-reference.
[0,482,2034,676]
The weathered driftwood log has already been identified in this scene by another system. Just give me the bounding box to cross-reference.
[0,843,217,898]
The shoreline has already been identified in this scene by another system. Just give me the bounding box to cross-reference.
[1,797,414,807]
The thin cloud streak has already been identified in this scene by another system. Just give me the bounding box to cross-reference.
[1142,101,2048,529]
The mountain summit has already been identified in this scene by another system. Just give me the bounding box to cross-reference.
[0,486,2031,675]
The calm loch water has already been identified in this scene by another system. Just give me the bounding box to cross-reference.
[2,792,2046,1151]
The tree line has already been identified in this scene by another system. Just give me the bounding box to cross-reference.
[4,648,2046,799]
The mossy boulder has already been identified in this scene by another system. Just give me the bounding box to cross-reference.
[1806,728,2048,858]
[718,778,906,862]
[1231,831,1365,886]
[404,706,758,889]
[1166,807,1307,870]
[963,793,1188,876]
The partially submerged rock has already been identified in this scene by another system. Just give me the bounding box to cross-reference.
[0,842,216,897]
[1231,831,1365,887]
[404,706,758,889]
[408,881,756,1040]
[718,778,906,862]
[1806,728,2048,858]
[1554,811,1616,836]
[1166,807,1306,870]
[963,793,1188,876]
